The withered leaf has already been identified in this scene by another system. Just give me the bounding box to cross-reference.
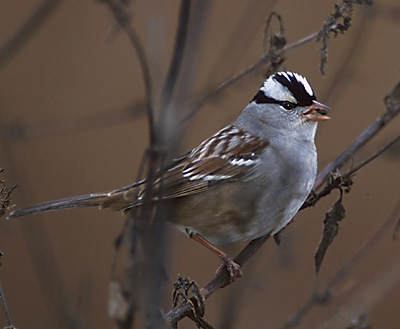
[314,197,346,273]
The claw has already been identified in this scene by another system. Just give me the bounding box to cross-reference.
[217,255,242,286]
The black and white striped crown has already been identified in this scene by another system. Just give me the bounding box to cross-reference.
[252,71,316,107]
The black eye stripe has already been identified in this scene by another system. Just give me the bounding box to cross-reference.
[251,91,296,110]
[251,90,276,104]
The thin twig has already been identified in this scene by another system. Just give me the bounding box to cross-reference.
[0,280,12,327]
[314,80,400,189]
[159,0,192,112]
[302,132,400,210]
[347,133,400,176]
[157,0,192,153]
[99,0,155,144]
[303,79,400,207]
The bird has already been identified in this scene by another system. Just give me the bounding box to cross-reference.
[7,71,330,279]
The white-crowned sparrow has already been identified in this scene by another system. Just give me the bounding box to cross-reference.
[8,71,330,277]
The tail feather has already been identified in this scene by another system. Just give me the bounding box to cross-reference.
[7,193,109,219]
[7,182,143,219]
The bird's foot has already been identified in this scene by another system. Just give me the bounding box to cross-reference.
[216,254,242,287]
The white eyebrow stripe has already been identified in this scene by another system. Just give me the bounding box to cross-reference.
[261,76,296,102]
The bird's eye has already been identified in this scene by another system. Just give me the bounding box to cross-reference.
[280,101,296,111]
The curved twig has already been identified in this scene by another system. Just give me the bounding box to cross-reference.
[99,0,155,144]
[160,0,192,111]
[314,81,400,190]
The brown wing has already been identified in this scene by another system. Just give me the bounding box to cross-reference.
[143,125,270,200]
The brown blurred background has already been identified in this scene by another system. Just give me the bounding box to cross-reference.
[0,0,400,328]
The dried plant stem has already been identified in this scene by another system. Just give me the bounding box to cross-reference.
[99,0,155,143]
[346,133,400,176]
[0,281,12,327]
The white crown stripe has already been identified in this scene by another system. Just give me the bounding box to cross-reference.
[259,71,315,103]
[292,72,314,97]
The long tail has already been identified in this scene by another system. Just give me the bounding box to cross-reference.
[7,182,143,219]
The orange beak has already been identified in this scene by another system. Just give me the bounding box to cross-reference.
[302,100,331,122]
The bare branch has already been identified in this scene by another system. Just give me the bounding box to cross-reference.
[314,79,400,190]
[0,280,13,328]
[301,131,400,211]
[98,0,155,144]
[0,252,13,328]
[347,133,400,176]
[160,0,192,111]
